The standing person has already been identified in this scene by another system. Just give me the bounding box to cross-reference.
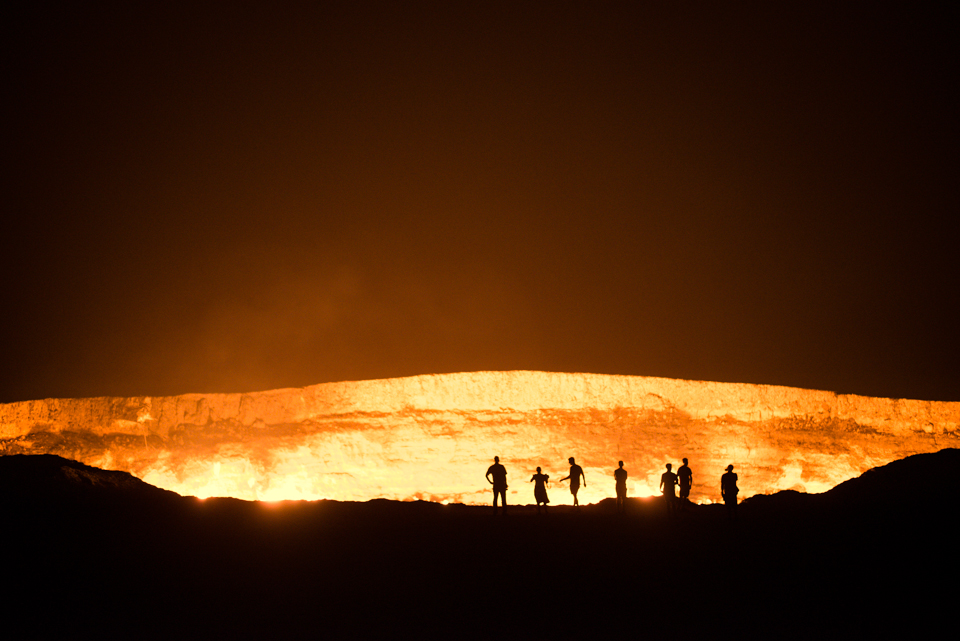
[614,461,628,514]
[559,457,586,506]
[530,466,550,514]
[486,456,508,516]
[677,458,693,506]
[721,464,739,520]
[660,463,678,514]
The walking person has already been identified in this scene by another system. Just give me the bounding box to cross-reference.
[559,457,586,506]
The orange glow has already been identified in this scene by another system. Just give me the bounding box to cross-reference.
[135,451,665,505]
[3,372,959,505]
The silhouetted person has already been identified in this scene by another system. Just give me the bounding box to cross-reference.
[614,461,628,513]
[486,456,508,515]
[559,457,586,506]
[678,458,693,506]
[530,466,550,514]
[721,464,739,520]
[660,463,678,513]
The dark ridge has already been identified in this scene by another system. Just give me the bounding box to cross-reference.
[738,448,960,518]
[825,447,960,504]
[7,448,958,511]
[2,451,957,640]
[0,453,181,504]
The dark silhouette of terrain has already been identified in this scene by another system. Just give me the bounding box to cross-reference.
[2,451,958,640]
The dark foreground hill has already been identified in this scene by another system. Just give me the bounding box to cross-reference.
[2,450,958,640]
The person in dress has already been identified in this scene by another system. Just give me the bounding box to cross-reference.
[530,466,550,514]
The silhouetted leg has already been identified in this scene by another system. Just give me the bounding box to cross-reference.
[725,497,737,520]
[492,489,507,515]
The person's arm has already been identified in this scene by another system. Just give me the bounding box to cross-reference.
[486,469,493,485]
[582,469,586,487]
[559,474,569,483]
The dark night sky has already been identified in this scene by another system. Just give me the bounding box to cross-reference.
[3,2,958,403]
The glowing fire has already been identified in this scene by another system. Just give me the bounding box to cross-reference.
[3,372,958,505]
[135,450,668,505]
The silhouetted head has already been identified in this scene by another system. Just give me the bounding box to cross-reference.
[568,457,575,464]
[683,458,688,465]
[726,464,734,472]
[536,466,541,473]
[666,463,672,471]
[618,460,624,468]
[494,456,500,463]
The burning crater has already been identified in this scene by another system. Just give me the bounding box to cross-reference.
[2,371,958,504]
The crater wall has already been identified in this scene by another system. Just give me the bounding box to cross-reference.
[2,371,957,504]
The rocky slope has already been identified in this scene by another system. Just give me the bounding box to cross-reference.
[2,371,958,503]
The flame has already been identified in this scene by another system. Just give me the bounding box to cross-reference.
[138,448,678,505]
[4,371,958,505]
[66,426,960,504]
[133,446,863,505]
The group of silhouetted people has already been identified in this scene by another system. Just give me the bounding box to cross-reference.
[486,456,587,515]
[658,458,693,513]
[660,459,738,518]
[486,456,740,518]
